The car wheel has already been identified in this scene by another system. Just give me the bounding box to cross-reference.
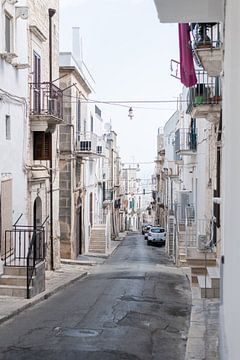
[147,240,150,246]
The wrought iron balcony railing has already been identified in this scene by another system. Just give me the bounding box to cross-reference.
[191,23,221,50]
[175,128,197,155]
[30,82,63,120]
[190,23,223,77]
[187,71,221,115]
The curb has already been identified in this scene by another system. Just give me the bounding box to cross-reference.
[0,271,88,325]
[61,259,96,266]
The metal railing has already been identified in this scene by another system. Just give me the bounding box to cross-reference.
[191,23,222,50]
[175,128,197,153]
[187,71,221,113]
[4,228,44,267]
[26,229,45,299]
[30,82,63,119]
[4,217,48,299]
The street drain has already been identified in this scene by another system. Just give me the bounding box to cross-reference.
[54,327,100,338]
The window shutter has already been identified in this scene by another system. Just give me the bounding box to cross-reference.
[5,14,11,53]
[44,133,52,160]
[34,132,45,160]
[33,132,52,160]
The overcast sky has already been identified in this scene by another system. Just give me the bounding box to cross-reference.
[59,0,182,180]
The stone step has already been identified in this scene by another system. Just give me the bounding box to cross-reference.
[89,244,105,249]
[90,239,105,243]
[197,275,220,298]
[0,275,34,287]
[207,266,220,288]
[90,242,106,246]
[187,248,216,259]
[179,259,187,266]
[4,266,28,276]
[88,249,105,253]
[0,284,31,298]
[191,265,207,275]
[179,252,186,260]
[89,248,105,252]
[187,258,216,267]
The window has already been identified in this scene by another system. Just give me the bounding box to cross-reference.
[5,115,11,140]
[33,132,52,160]
[90,115,94,132]
[5,13,12,53]
[76,99,81,140]
[33,52,41,113]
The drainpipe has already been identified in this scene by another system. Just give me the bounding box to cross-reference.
[49,8,56,271]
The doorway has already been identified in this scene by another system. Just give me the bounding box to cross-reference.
[33,196,42,228]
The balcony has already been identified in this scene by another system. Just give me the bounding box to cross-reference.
[175,128,197,156]
[76,132,99,157]
[167,162,179,180]
[29,82,63,132]
[191,23,223,77]
[187,71,221,122]
[153,0,224,23]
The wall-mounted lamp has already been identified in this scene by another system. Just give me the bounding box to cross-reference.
[128,107,134,120]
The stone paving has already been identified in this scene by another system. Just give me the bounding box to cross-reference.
[0,238,123,325]
[0,233,220,360]
[185,286,220,360]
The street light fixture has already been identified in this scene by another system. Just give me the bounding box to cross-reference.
[128,107,134,120]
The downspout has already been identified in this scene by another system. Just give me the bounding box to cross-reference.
[49,8,56,270]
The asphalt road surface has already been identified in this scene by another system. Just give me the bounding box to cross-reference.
[0,233,191,360]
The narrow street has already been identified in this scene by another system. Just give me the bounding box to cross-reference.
[0,234,191,360]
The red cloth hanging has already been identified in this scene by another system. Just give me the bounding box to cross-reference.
[178,23,197,87]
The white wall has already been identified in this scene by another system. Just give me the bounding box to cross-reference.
[0,1,28,225]
[154,0,224,23]
[221,1,240,358]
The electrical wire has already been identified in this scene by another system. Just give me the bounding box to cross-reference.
[62,93,185,111]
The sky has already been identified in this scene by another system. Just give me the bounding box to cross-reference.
[59,0,182,181]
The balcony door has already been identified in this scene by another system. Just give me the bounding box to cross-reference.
[33,52,41,114]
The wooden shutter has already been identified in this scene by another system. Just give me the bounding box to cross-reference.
[44,133,52,160]
[33,132,52,160]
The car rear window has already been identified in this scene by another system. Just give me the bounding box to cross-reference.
[151,228,165,233]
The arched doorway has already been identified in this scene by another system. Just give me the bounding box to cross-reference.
[33,196,42,228]
[76,197,82,255]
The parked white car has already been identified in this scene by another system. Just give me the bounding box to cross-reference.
[147,227,166,247]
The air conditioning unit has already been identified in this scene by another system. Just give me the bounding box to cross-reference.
[198,235,207,250]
